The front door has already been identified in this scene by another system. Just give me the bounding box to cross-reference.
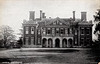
[55,38,60,48]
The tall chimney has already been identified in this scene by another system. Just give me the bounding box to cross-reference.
[29,11,35,20]
[42,13,45,18]
[81,12,87,21]
[73,11,75,21]
[40,10,42,20]
[44,16,46,18]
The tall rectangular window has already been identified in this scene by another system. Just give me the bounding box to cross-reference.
[38,30,41,34]
[81,28,84,35]
[70,28,72,34]
[75,38,77,45]
[31,27,34,34]
[25,27,29,34]
[75,30,77,35]
[47,28,51,34]
[56,28,59,35]
[31,37,34,45]
[86,28,90,35]
[38,38,41,44]
[60,28,65,34]
[25,37,29,45]
[42,28,46,35]
[80,38,84,46]
[85,38,90,46]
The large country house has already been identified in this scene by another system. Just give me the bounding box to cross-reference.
[22,10,93,48]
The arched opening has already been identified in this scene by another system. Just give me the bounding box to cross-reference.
[68,38,73,47]
[62,39,67,48]
[55,38,60,48]
[48,38,53,48]
[42,38,47,47]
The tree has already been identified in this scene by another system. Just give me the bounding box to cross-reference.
[0,25,16,47]
[94,9,100,41]
[17,37,23,47]
[94,9,100,21]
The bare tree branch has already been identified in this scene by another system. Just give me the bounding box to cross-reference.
[0,25,16,47]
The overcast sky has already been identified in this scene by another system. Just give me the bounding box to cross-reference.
[0,0,100,39]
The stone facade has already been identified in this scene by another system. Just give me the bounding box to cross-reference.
[22,11,93,48]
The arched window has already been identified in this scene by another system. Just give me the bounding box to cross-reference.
[42,38,47,47]
[48,38,53,48]
[55,38,60,48]
[68,38,73,47]
[62,39,67,48]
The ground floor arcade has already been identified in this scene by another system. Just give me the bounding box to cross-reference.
[42,37,73,48]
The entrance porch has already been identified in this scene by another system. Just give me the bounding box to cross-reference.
[42,37,73,48]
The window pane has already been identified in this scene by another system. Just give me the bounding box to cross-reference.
[81,28,84,34]
[31,37,34,44]
[47,28,51,34]
[25,27,29,34]
[38,30,40,34]
[68,28,70,34]
[25,37,29,45]
[31,27,34,34]
[38,38,41,44]
[60,28,65,34]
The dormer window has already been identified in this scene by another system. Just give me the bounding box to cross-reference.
[53,22,56,25]
[60,23,62,25]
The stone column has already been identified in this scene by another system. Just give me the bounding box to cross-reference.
[70,28,72,34]
[67,38,69,47]
[60,38,62,48]
[53,38,55,48]
[52,28,55,36]
[72,38,73,47]
[78,27,80,46]
[46,40,48,48]
[65,28,68,36]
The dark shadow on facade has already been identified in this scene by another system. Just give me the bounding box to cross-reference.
[55,38,60,48]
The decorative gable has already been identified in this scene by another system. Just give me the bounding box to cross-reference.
[45,18,70,26]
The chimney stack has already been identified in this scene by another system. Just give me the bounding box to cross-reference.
[73,11,75,21]
[81,12,87,21]
[42,13,46,19]
[29,11,35,20]
[40,10,42,20]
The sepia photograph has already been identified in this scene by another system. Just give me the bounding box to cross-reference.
[0,0,100,64]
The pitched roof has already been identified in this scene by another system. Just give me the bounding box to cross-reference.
[22,17,93,26]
